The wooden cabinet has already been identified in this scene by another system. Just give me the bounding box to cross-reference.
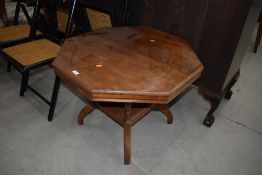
[127,0,252,127]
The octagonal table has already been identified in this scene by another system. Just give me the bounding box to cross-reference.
[48,27,203,164]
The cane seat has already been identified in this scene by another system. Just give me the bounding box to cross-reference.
[3,39,60,67]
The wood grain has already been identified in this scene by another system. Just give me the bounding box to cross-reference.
[53,27,203,104]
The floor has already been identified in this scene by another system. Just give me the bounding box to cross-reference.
[1,4,262,175]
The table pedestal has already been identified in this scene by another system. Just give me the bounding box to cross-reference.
[78,101,173,165]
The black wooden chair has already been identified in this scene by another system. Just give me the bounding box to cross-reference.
[0,0,36,46]
[0,0,76,104]
[48,0,117,121]
[0,0,43,74]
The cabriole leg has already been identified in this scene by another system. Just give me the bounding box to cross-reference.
[78,101,94,125]
[159,104,173,124]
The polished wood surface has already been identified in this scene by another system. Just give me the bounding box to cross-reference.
[52,27,203,164]
[53,27,203,104]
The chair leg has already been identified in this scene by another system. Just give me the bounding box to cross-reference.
[7,62,12,72]
[254,21,262,53]
[20,70,29,96]
[48,76,61,121]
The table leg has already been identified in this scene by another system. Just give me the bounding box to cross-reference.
[159,105,173,124]
[78,101,94,125]
[124,103,132,165]
[124,124,131,165]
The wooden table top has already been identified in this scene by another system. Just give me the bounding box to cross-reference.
[52,27,203,104]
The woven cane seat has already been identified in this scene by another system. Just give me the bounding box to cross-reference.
[0,24,30,43]
[3,39,61,66]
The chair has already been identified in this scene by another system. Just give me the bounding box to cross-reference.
[0,0,35,46]
[0,0,76,100]
[0,0,42,74]
[254,9,262,53]
[48,0,116,121]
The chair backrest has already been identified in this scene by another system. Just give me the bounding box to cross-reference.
[56,0,74,34]
[0,0,8,26]
[37,0,77,43]
[0,0,12,26]
[27,0,41,40]
[13,0,25,25]
[63,0,77,39]
[14,0,34,25]
[53,0,115,33]
[3,0,33,26]
[84,5,114,31]
[70,0,116,34]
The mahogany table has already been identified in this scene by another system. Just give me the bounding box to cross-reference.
[48,27,203,164]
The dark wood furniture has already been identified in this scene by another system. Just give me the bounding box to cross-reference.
[125,0,252,127]
[48,27,203,164]
[254,9,262,53]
